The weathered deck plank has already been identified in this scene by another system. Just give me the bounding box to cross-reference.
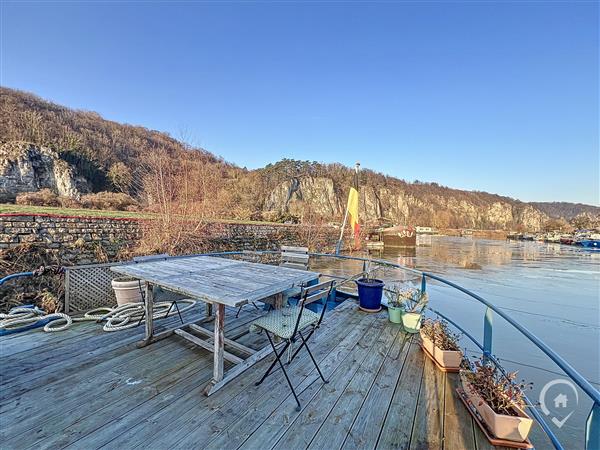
[339,330,412,450]
[95,302,361,450]
[169,306,375,450]
[0,305,256,404]
[0,300,514,450]
[0,308,259,445]
[409,355,446,450]
[307,325,407,450]
[271,317,398,450]
[443,372,477,450]
[205,310,383,450]
[375,341,425,450]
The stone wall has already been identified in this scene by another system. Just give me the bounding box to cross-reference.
[0,213,345,311]
[0,213,341,266]
[0,213,142,265]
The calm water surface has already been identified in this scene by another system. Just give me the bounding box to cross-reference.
[314,236,599,448]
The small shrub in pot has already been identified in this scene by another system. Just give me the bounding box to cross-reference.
[420,318,462,369]
[460,359,533,442]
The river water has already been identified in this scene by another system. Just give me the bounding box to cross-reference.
[314,236,599,448]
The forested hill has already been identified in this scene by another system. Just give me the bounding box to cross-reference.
[529,202,600,220]
[1,86,598,231]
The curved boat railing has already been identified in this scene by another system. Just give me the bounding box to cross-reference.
[196,250,599,450]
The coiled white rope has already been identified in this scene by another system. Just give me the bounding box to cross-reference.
[0,300,197,334]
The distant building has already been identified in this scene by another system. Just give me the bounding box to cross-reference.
[416,226,436,235]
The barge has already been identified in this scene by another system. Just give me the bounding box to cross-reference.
[0,250,598,450]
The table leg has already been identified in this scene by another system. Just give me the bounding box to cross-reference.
[205,302,214,321]
[274,292,284,309]
[137,282,154,348]
[213,303,225,382]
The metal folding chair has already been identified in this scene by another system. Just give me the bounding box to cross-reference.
[251,280,334,411]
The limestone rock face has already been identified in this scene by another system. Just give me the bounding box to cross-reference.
[264,177,342,217]
[0,142,86,202]
[263,176,551,231]
[484,202,515,228]
[513,205,547,232]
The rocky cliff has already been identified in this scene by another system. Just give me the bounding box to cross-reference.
[262,177,549,231]
[0,141,88,202]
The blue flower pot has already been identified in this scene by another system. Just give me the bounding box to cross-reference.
[356,278,384,312]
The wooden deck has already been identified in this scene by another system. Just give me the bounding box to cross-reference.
[0,300,513,450]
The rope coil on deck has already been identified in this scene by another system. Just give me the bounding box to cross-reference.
[0,300,197,333]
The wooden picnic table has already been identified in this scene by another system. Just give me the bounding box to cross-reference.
[111,255,319,395]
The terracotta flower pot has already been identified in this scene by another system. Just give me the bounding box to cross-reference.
[433,346,462,369]
[420,330,436,355]
[420,330,462,370]
[460,372,533,442]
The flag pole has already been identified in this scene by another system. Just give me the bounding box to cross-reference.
[335,162,360,255]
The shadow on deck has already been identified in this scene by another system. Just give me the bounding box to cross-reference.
[1,301,510,449]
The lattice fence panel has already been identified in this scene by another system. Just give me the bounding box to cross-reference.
[65,263,123,313]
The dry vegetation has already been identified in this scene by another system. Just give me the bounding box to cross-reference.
[1,87,598,230]
[16,189,138,211]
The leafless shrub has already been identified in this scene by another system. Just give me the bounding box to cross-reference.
[421,318,461,351]
[80,192,138,211]
[134,148,213,255]
[463,359,533,416]
[16,189,61,207]
[297,204,331,251]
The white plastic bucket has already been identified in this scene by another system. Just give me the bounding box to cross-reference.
[111,277,143,306]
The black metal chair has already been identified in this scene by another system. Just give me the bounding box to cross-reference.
[250,280,334,411]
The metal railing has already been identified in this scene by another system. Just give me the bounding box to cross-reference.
[198,250,599,450]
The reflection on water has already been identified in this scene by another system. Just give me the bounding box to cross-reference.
[313,236,599,447]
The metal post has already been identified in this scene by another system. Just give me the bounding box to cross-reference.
[335,162,360,255]
[421,274,426,293]
[335,209,350,255]
[483,307,493,363]
[586,402,600,450]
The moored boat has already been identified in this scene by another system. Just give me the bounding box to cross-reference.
[577,239,600,249]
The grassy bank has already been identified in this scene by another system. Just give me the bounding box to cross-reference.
[0,203,153,219]
[0,204,293,226]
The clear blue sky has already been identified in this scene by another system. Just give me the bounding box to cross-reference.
[1,1,598,205]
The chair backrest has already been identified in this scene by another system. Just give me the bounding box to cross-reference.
[299,280,334,306]
[291,280,334,337]
[280,246,309,270]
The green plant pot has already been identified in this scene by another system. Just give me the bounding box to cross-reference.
[401,311,422,333]
[387,305,403,324]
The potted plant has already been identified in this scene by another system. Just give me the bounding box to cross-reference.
[420,319,462,370]
[397,288,428,333]
[355,273,385,313]
[111,277,143,306]
[460,360,533,442]
[383,284,404,323]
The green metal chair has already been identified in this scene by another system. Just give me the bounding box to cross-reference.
[251,280,334,411]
